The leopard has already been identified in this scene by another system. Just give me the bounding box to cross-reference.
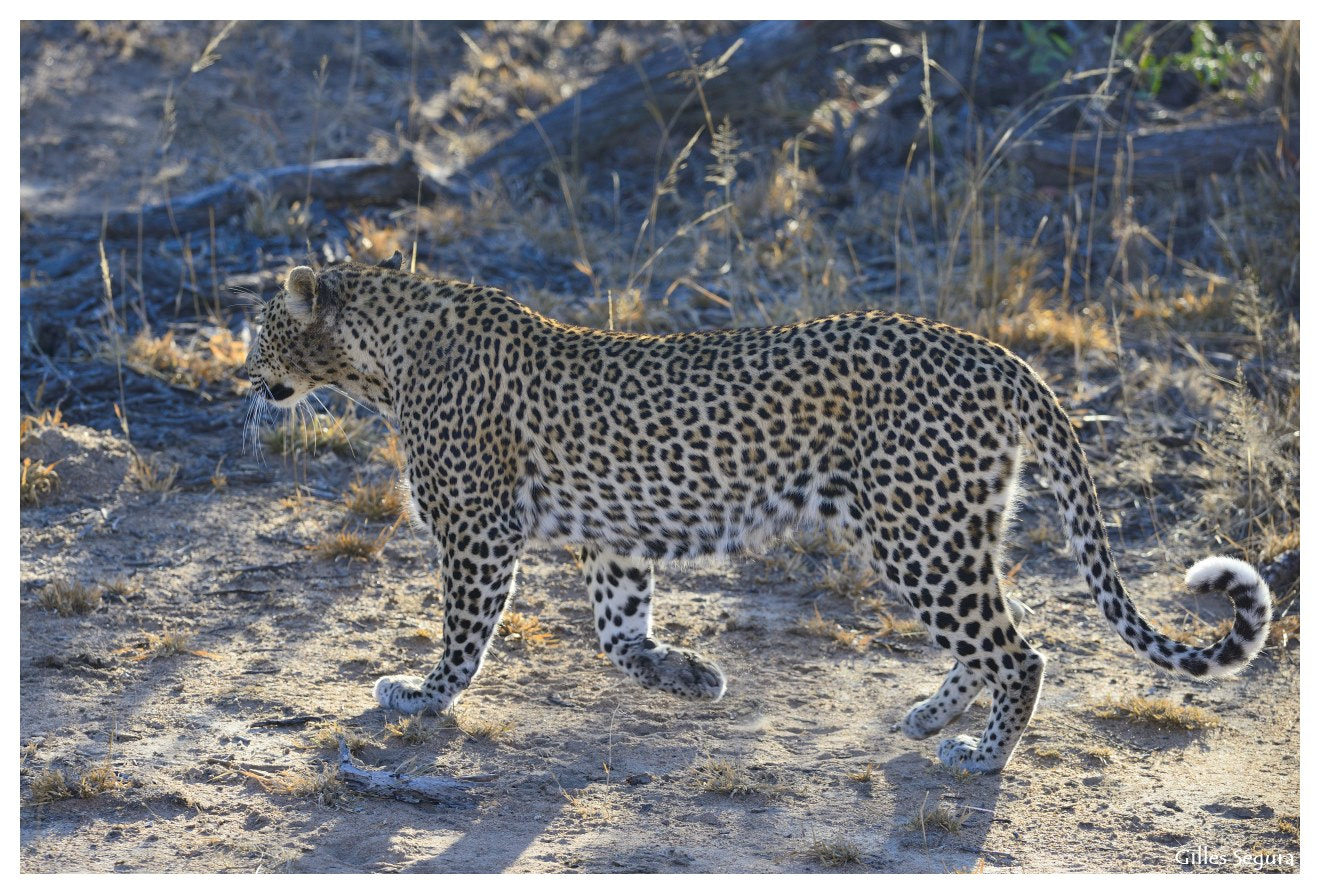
[243,251,1272,773]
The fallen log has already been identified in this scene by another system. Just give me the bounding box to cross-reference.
[91,151,422,240]
[440,21,837,189]
[334,737,480,807]
[1009,114,1295,187]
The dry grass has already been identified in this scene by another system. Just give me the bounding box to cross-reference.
[19,406,65,442]
[692,757,791,798]
[383,715,434,746]
[77,763,126,798]
[814,561,882,601]
[370,431,408,472]
[846,763,874,783]
[28,769,74,805]
[305,722,377,756]
[260,409,376,458]
[343,478,404,522]
[449,711,515,742]
[346,215,407,265]
[1267,614,1299,650]
[38,580,103,616]
[1092,695,1220,731]
[496,611,560,650]
[247,763,347,807]
[905,794,972,836]
[127,451,178,494]
[20,457,61,506]
[1081,745,1115,766]
[117,630,210,662]
[802,835,864,867]
[796,604,874,652]
[121,327,249,392]
[310,522,398,561]
[28,759,126,805]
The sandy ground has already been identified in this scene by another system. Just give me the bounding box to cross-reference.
[17,419,1301,873]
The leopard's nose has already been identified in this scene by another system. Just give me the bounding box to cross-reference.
[268,383,295,402]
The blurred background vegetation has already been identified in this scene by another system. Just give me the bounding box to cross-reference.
[19,20,1299,576]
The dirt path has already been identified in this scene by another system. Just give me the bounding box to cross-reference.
[18,420,1300,873]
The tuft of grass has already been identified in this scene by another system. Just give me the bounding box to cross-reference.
[247,763,347,807]
[1092,695,1220,731]
[243,191,311,240]
[1267,614,1299,650]
[127,451,178,494]
[20,458,60,506]
[343,478,404,522]
[796,604,874,652]
[846,763,874,783]
[814,560,881,600]
[1277,816,1300,842]
[1081,745,1115,766]
[496,611,560,650]
[305,722,376,756]
[28,757,126,804]
[692,757,791,798]
[386,710,513,746]
[1196,361,1299,562]
[20,406,65,442]
[906,793,972,836]
[802,835,864,867]
[261,410,376,458]
[347,215,406,265]
[990,291,1116,355]
[446,710,515,743]
[383,715,434,746]
[77,762,126,798]
[28,769,74,805]
[121,327,249,392]
[117,630,210,662]
[39,580,103,617]
[370,431,408,472]
[310,523,397,562]
[1032,746,1063,762]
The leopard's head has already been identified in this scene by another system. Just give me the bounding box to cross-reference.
[244,251,404,410]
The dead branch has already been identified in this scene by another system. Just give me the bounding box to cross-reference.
[1010,114,1295,187]
[334,737,478,807]
[95,152,421,239]
[435,21,836,189]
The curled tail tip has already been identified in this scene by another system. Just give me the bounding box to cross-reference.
[1185,555,1265,593]
[1180,555,1273,677]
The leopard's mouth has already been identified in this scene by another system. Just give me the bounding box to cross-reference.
[252,378,297,405]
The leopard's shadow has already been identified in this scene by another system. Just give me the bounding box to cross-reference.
[878,754,1007,871]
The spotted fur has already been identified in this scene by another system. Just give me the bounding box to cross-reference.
[244,253,1272,772]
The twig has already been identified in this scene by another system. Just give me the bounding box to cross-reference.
[334,737,478,806]
[250,714,326,728]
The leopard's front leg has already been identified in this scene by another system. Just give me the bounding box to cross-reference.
[375,516,524,714]
[583,545,725,700]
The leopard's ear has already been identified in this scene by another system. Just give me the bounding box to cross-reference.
[284,266,319,324]
[377,250,404,271]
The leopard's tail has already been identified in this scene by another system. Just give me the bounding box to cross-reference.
[1021,369,1272,678]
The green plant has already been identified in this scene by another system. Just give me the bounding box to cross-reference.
[1012,22,1074,77]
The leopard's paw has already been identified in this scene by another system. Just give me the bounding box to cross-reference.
[937,734,1005,774]
[374,674,436,713]
[636,645,726,701]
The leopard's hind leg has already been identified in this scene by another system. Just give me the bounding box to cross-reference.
[901,596,1028,739]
